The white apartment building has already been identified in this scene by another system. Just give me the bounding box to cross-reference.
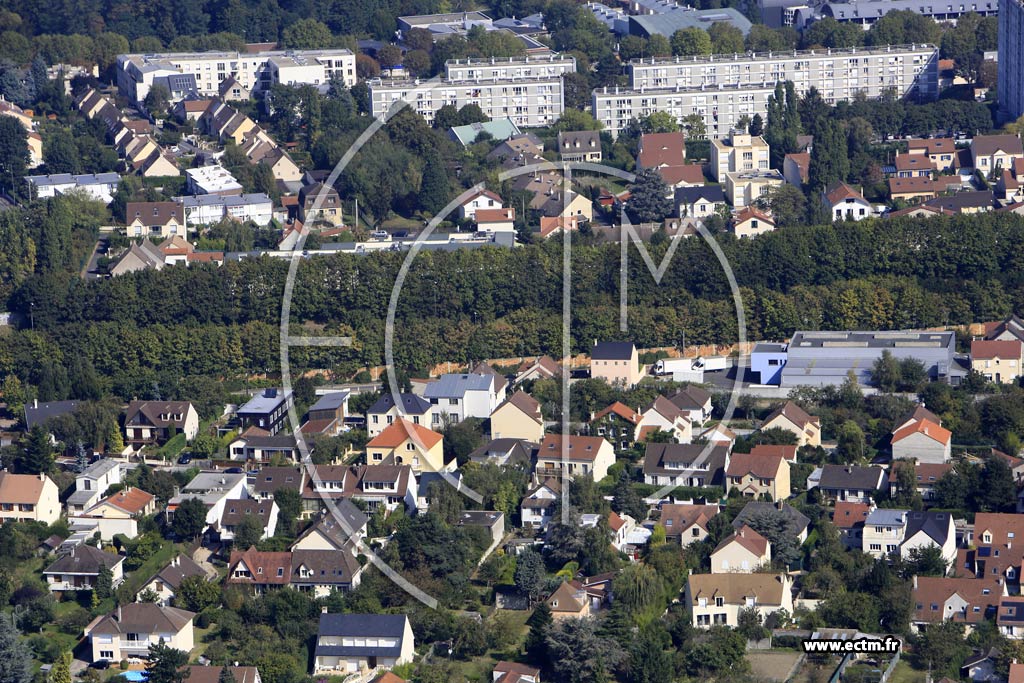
[116,49,356,104]
[711,130,771,181]
[594,44,939,138]
[369,55,574,126]
[26,172,122,204]
[174,193,274,228]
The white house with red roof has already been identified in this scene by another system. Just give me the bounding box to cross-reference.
[459,189,504,220]
[891,419,952,464]
[475,207,515,235]
[710,525,771,573]
[823,182,871,222]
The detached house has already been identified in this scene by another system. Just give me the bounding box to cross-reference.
[971,134,1024,175]
[912,576,1003,633]
[137,554,210,605]
[725,451,790,500]
[862,508,908,559]
[67,459,122,513]
[638,395,693,444]
[732,206,775,238]
[536,434,615,481]
[125,400,199,446]
[710,525,771,573]
[815,465,885,503]
[824,182,871,222]
[902,510,956,568]
[237,388,293,435]
[302,391,350,437]
[658,503,719,546]
[312,613,415,675]
[686,573,793,628]
[971,340,1024,384]
[891,418,952,464]
[44,544,124,592]
[643,443,729,488]
[590,402,643,450]
[762,401,821,447]
[0,472,60,524]
[907,137,957,172]
[424,373,505,424]
[365,393,433,437]
[668,386,713,426]
[590,341,640,387]
[459,189,504,220]
[71,487,156,540]
[675,185,726,219]
[126,202,186,238]
[226,549,292,594]
[219,499,279,543]
[365,419,447,473]
[558,130,602,163]
[521,479,560,530]
[490,391,544,442]
[86,603,195,663]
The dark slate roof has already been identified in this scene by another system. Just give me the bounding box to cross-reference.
[674,185,726,204]
[732,501,810,535]
[642,443,729,485]
[44,544,122,575]
[25,400,80,429]
[293,505,369,549]
[819,465,884,491]
[253,466,305,495]
[315,614,408,658]
[591,341,636,360]
[146,555,208,591]
[904,511,952,545]
[367,392,432,416]
[923,191,994,212]
[309,391,350,412]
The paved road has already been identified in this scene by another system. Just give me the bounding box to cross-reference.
[81,236,108,279]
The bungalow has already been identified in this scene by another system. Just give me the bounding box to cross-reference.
[642,443,729,488]
[971,340,1023,384]
[891,418,952,464]
[228,433,299,464]
[912,576,1003,633]
[312,613,415,675]
[686,573,793,628]
[710,525,771,573]
[590,341,640,387]
[365,419,447,473]
[44,544,124,592]
[658,503,719,546]
[490,391,544,442]
[521,479,561,530]
[558,130,602,163]
[365,392,433,437]
[732,206,775,238]
[823,182,871,222]
[459,189,504,220]
[725,451,790,500]
[126,202,187,238]
[124,400,200,446]
[675,185,727,219]
[535,434,615,481]
[816,465,885,503]
[762,401,821,447]
[0,472,61,524]
[85,603,195,663]
[136,554,210,605]
[657,164,706,189]
[219,499,279,543]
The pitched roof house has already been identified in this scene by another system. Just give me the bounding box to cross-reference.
[725,451,790,500]
[762,401,821,447]
[971,339,1023,384]
[710,525,771,573]
[658,503,719,546]
[686,573,793,628]
[912,576,1003,631]
[137,554,210,605]
[85,603,195,663]
[490,391,544,442]
[536,434,615,481]
[815,465,885,503]
[824,182,871,222]
[642,443,729,488]
[125,400,200,445]
[590,341,640,387]
[312,613,415,675]
[0,472,60,524]
[365,419,447,473]
[891,418,952,464]
[44,544,124,592]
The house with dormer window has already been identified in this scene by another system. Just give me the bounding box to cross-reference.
[658,504,719,546]
[535,435,615,481]
[686,573,793,628]
[302,464,417,515]
[558,131,601,163]
[642,443,729,488]
[365,419,448,473]
[124,400,199,445]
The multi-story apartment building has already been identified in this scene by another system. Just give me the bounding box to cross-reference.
[711,130,771,181]
[594,44,939,138]
[1001,0,1024,121]
[116,49,357,105]
[369,55,574,126]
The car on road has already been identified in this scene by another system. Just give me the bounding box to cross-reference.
[224,467,244,474]
[177,453,192,465]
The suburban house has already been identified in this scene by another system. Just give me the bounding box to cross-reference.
[732,206,775,238]
[167,471,248,527]
[834,501,872,550]
[136,554,210,605]
[365,393,433,437]
[862,508,908,559]
[292,508,369,551]
[710,525,771,573]
[218,499,279,544]
[888,462,953,502]
[891,153,936,178]
[469,438,536,467]
[749,444,798,463]
[912,576,1003,633]
[302,464,417,514]
[535,434,615,481]
[962,513,1024,581]
[971,134,1024,174]
[686,573,793,628]
[971,340,1023,384]
[44,544,124,592]
[710,130,770,181]
[126,202,187,238]
[901,511,956,568]
[475,207,516,235]
[894,405,943,433]
[653,163,703,190]
[312,613,415,675]
[675,185,727,219]
[459,189,504,220]
[290,547,364,596]
[824,182,871,221]
[984,315,1024,343]
[515,355,562,384]
[490,391,544,442]
[302,392,350,437]
[0,472,61,524]
[226,548,292,594]
[815,465,886,503]
[547,580,591,619]
[725,451,791,500]
[558,130,602,163]
[70,487,156,540]
[492,662,540,683]
[783,152,809,187]
[236,388,294,435]
[67,459,122,514]
[658,504,719,546]
[124,400,200,446]
[423,373,505,424]
[228,432,299,464]
[590,402,643,450]
[732,501,810,543]
[668,386,713,426]
[761,401,821,447]
[85,603,195,663]
[521,479,560,530]
[888,176,937,203]
[891,418,952,464]
[637,132,686,170]
[590,341,640,387]
[642,443,729,488]
[364,419,447,473]
[638,395,693,444]
[907,137,957,172]
[297,182,344,226]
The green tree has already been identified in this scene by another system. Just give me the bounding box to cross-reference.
[0,116,29,193]
[758,183,806,227]
[281,19,334,49]
[708,22,744,54]
[95,563,114,599]
[737,606,770,641]
[0,613,33,683]
[146,643,191,683]
[175,574,221,612]
[217,667,236,683]
[612,471,646,521]
[685,626,748,676]
[419,150,450,216]
[17,425,54,474]
[545,617,626,683]
[43,128,81,175]
[871,350,902,392]
[626,168,673,223]
[232,513,265,550]
[626,627,673,683]
[273,488,301,533]
[808,118,850,193]
[906,544,948,576]
[749,113,764,136]
[171,497,209,539]
[671,28,712,56]
[525,602,553,663]
[49,651,72,683]
[612,564,663,619]
[641,111,680,134]
[835,420,865,463]
[144,84,171,117]
[514,549,546,605]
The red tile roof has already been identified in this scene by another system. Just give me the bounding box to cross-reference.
[971,339,1023,360]
[832,501,870,530]
[366,418,442,449]
[891,418,952,447]
[726,451,785,479]
[539,434,609,462]
[593,401,641,425]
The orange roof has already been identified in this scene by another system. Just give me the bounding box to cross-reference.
[608,510,626,532]
[733,205,774,226]
[366,418,443,449]
[187,251,224,263]
[102,487,155,514]
[714,524,769,557]
[889,176,935,195]
[539,434,608,462]
[593,401,641,425]
[658,164,705,186]
[372,673,408,683]
[972,339,1023,360]
[280,196,299,207]
[891,418,952,447]
[475,207,515,223]
[749,444,797,461]
[638,132,686,168]
[824,181,865,205]
[0,473,50,505]
[1011,663,1024,683]
[832,501,870,529]
[539,215,578,238]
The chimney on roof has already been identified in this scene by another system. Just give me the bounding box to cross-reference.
[33,399,38,409]
[117,605,122,621]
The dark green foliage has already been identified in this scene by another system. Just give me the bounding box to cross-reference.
[625,168,673,224]
[146,643,191,683]
[0,613,33,683]
[172,497,209,539]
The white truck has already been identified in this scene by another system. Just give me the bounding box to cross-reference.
[652,358,696,376]
[693,356,728,372]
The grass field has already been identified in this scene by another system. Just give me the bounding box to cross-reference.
[120,540,181,596]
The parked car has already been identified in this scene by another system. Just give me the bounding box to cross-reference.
[177,453,193,465]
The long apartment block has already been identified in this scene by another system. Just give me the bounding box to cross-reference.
[116,48,357,104]
[595,44,938,138]
[369,55,575,127]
